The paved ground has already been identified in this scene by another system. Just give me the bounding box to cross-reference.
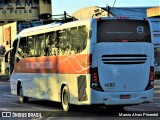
[0,77,159,119]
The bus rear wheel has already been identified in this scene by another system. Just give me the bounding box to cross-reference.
[61,86,70,111]
[19,84,29,103]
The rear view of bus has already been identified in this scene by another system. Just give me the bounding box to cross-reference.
[90,18,154,108]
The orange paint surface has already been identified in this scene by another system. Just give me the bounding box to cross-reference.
[14,54,91,74]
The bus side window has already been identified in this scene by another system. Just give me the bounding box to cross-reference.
[78,26,87,52]
[35,34,45,57]
[58,29,67,55]
[45,32,58,56]
[70,27,77,54]
[17,37,27,61]
[66,29,72,54]
[59,28,72,55]
[27,36,35,57]
[45,33,50,56]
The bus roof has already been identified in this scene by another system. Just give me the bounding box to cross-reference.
[16,17,145,38]
[17,19,93,38]
[19,22,62,36]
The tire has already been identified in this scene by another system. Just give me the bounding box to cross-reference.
[19,84,29,103]
[61,86,70,111]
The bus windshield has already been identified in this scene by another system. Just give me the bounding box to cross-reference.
[97,19,151,42]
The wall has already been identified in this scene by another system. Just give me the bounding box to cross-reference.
[72,6,110,20]
[39,0,52,15]
[0,0,52,74]
[0,26,3,45]
[147,7,160,77]
[0,0,40,22]
[0,22,17,74]
[147,7,160,17]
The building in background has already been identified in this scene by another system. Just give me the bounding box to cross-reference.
[0,22,17,73]
[72,6,151,20]
[147,7,160,78]
[72,6,112,20]
[0,0,52,25]
[0,0,52,74]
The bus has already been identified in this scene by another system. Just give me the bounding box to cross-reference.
[149,18,160,79]
[5,17,154,111]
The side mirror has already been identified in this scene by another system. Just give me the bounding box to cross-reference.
[5,47,14,63]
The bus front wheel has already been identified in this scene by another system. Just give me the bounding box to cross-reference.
[19,84,29,103]
[61,86,70,111]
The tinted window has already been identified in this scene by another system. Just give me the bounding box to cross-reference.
[97,19,151,42]
[18,37,27,58]
[35,34,45,57]
[58,25,88,55]
[45,32,58,56]
[27,36,35,57]
[17,26,88,57]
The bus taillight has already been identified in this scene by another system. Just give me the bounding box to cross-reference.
[149,66,154,81]
[96,18,101,21]
[143,18,148,22]
[116,16,128,19]
[122,40,128,42]
[91,67,103,91]
[145,66,154,90]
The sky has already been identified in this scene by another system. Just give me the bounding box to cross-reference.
[52,0,160,15]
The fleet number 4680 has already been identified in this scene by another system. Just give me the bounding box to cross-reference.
[105,83,115,87]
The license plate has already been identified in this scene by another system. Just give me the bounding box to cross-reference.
[120,95,130,99]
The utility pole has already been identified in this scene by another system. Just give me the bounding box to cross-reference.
[64,11,67,21]
[107,6,110,17]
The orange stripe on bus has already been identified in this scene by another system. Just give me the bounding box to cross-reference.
[14,54,91,74]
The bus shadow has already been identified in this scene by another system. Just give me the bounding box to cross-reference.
[26,99,62,110]
[22,99,132,117]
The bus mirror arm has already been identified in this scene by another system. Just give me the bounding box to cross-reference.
[5,56,8,63]
[5,52,9,63]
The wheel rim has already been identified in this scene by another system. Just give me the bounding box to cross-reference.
[19,87,24,102]
[19,85,28,103]
[63,90,68,106]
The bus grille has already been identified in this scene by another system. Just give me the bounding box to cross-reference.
[101,54,147,64]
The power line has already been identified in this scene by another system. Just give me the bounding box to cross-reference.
[111,0,117,13]
[113,0,117,8]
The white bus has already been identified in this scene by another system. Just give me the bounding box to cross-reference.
[5,17,154,111]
